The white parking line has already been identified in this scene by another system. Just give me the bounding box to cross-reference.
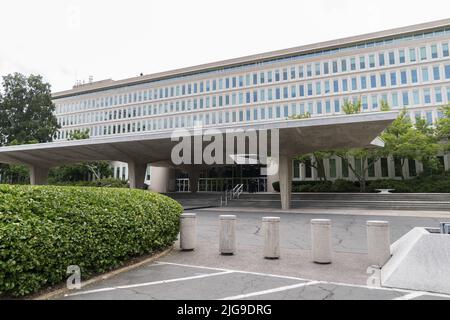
[156,261,450,299]
[220,281,322,300]
[393,292,426,300]
[65,270,234,297]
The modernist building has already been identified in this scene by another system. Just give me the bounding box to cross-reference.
[0,20,449,207]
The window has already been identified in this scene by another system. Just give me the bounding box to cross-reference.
[332,61,338,73]
[390,72,397,86]
[299,85,304,97]
[408,159,417,177]
[307,65,312,77]
[402,91,409,106]
[341,158,349,178]
[368,158,375,177]
[315,63,321,76]
[316,82,321,95]
[400,71,407,85]
[433,66,440,80]
[392,92,399,107]
[426,111,433,124]
[359,56,366,69]
[389,51,395,65]
[422,67,429,82]
[333,80,339,93]
[431,45,438,59]
[342,79,348,91]
[290,68,296,79]
[378,53,385,66]
[445,65,450,79]
[305,159,312,178]
[435,87,443,103]
[324,80,330,94]
[394,158,402,177]
[380,74,387,87]
[341,59,347,72]
[370,75,377,88]
[351,77,357,90]
[369,55,375,68]
[329,159,337,178]
[399,50,406,63]
[293,160,301,179]
[317,102,322,114]
[381,158,389,177]
[360,76,367,89]
[298,66,304,78]
[275,70,280,81]
[424,89,431,104]
[443,43,449,57]
[411,69,418,83]
[334,99,340,113]
[409,48,416,62]
[283,69,288,81]
[350,58,356,70]
[307,83,313,96]
[324,62,329,74]
[372,95,378,109]
[420,47,427,60]
[362,96,368,110]
[413,90,420,105]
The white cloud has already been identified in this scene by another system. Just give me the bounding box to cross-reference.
[0,0,449,92]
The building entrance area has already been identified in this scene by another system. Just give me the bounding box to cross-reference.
[175,165,267,193]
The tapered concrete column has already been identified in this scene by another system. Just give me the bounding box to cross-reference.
[311,219,332,264]
[367,221,391,267]
[262,217,280,259]
[219,215,236,255]
[128,162,148,189]
[279,155,292,210]
[180,213,196,251]
[29,165,49,185]
[149,166,170,193]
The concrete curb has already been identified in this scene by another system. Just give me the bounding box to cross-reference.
[33,246,173,300]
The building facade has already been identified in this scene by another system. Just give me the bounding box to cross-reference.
[52,20,450,192]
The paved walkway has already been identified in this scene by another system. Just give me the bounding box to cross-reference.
[58,209,450,300]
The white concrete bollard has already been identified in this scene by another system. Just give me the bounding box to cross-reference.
[367,220,391,267]
[180,213,197,251]
[219,215,236,255]
[262,217,280,259]
[311,219,332,264]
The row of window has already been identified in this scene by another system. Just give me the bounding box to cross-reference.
[55,41,450,115]
[57,83,450,127]
[55,97,448,142]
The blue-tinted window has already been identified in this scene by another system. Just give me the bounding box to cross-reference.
[402,92,409,106]
[267,72,272,83]
[232,77,237,88]
[315,63,321,76]
[276,88,281,99]
[283,87,288,99]
[426,111,433,124]
[324,80,330,94]
[370,75,377,88]
[323,62,329,74]
[342,79,348,92]
[443,43,449,57]
[351,78,357,90]
[332,61,338,73]
[350,58,356,70]
[362,96,368,110]
[246,92,251,103]
[316,82,321,95]
[307,65,312,77]
[409,48,416,62]
[275,70,280,81]
[359,57,366,69]
[435,88,443,103]
[253,73,258,85]
[334,100,340,113]
[298,66,304,78]
[360,76,367,89]
[333,80,339,93]
[341,59,347,72]
[445,65,450,79]
[226,78,230,89]
[433,66,440,80]
[379,53,385,66]
[389,52,395,65]
[380,74,387,87]
[307,84,313,96]
[411,69,418,83]
[299,85,305,97]
[290,68,296,79]
[431,45,438,59]
[369,55,375,68]
[325,100,331,113]
[291,86,296,98]
[401,71,407,85]
[283,69,288,81]
[253,90,258,102]
[422,68,429,82]
[424,89,431,104]
[399,50,406,63]
[317,102,322,114]
[392,93,399,107]
[420,47,427,60]
[413,90,420,105]
[390,72,397,86]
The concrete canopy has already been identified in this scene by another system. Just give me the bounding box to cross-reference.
[0,111,398,168]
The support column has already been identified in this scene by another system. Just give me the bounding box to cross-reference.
[149,166,170,193]
[279,155,292,210]
[128,162,148,189]
[29,165,49,185]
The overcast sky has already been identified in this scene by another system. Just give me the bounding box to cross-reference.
[0,0,449,93]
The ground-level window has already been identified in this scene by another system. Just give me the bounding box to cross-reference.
[293,160,301,179]
[408,159,417,177]
[341,158,349,178]
[368,158,376,177]
[380,158,389,177]
[305,159,312,179]
[394,158,403,177]
[329,158,337,178]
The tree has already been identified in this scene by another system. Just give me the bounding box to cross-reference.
[334,147,382,192]
[0,73,59,183]
[295,151,334,182]
[435,105,450,151]
[0,73,59,146]
[342,100,361,114]
[68,129,90,140]
[381,110,439,179]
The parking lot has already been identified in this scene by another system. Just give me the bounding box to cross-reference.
[59,209,450,300]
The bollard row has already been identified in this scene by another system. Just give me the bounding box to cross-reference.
[179,214,391,267]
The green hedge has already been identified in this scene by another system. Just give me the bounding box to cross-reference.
[272,173,450,193]
[0,185,182,297]
[50,177,129,188]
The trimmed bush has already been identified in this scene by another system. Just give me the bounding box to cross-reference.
[0,185,182,297]
[51,177,129,188]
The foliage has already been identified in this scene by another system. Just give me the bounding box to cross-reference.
[288,112,311,120]
[49,162,113,183]
[68,129,90,140]
[0,73,59,146]
[295,151,334,181]
[342,100,362,114]
[380,100,391,111]
[0,185,182,297]
[436,105,450,152]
